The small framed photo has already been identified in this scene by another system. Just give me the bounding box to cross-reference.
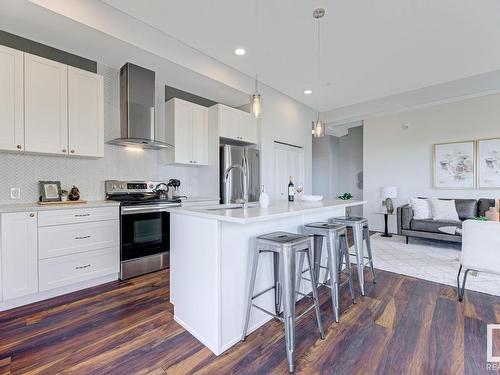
[39,181,62,202]
[433,141,475,189]
[477,138,500,189]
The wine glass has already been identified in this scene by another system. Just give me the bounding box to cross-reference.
[295,182,303,196]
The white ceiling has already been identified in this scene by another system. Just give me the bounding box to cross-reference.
[101,0,500,112]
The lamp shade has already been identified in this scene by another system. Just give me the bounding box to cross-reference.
[380,186,398,199]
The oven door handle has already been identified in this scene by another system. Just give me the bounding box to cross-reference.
[121,204,180,215]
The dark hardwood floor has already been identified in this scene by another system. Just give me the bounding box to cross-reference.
[0,259,499,374]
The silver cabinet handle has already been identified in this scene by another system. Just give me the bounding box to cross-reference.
[16,144,22,149]
[75,264,91,270]
[29,213,35,217]
[70,150,75,154]
[74,213,90,217]
[62,149,67,153]
[75,235,91,240]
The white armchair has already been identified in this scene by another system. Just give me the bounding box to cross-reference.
[457,220,500,301]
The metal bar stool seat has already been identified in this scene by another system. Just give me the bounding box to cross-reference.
[329,216,376,296]
[241,231,325,373]
[298,222,356,323]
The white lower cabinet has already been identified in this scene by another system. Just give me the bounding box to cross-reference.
[39,247,119,291]
[39,220,119,259]
[0,206,119,308]
[0,211,38,300]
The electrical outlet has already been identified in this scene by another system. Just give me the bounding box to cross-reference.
[10,187,20,200]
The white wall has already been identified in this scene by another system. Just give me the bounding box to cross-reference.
[312,135,339,198]
[338,126,363,216]
[312,126,363,216]
[364,93,500,233]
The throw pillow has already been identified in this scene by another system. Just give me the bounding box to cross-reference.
[429,198,459,221]
[410,198,432,219]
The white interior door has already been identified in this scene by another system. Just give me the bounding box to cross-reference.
[274,142,304,200]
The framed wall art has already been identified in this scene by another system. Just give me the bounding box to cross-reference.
[477,138,500,189]
[433,141,475,189]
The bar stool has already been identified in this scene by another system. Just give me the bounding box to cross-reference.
[329,216,376,296]
[298,222,356,323]
[241,232,325,373]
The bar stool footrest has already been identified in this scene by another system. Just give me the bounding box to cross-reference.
[251,304,284,322]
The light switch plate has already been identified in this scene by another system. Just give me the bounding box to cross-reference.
[10,187,20,200]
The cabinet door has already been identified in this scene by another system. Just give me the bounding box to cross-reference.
[239,113,258,144]
[218,106,241,140]
[68,67,104,157]
[0,45,24,152]
[174,99,193,164]
[192,103,208,165]
[1,212,38,300]
[24,53,68,155]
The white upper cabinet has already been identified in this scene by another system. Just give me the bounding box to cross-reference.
[24,53,68,155]
[68,66,104,157]
[215,104,258,145]
[0,48,104,158]
[165,98,208,165]
[0,211,38,300]
[191,103,209,165]
[0,45,24,152]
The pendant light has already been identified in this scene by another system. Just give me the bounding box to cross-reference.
[312,8,325,138]
[251,0,263,118]
[251,74,262,119]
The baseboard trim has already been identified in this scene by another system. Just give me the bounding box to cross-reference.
[0,273,118,312]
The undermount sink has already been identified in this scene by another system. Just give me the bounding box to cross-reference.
[203,203,259,211]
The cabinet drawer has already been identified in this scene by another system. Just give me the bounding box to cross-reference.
[39,220,119,259]
[38,206,119,226]
[39,247,119,291]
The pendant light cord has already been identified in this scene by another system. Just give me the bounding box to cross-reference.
[317,13,321,120]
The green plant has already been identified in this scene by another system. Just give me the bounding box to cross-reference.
[338,192,353,200]
[472,216,489,221]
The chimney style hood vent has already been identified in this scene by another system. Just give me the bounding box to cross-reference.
[108,63,173,150]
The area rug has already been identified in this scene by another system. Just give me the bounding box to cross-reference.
[360,233,500,297]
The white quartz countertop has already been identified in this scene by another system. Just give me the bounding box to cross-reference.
[181,196,219,203]
[168,199,365,224]
[0,200,120,213]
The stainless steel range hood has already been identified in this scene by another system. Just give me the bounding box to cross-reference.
[108,63,173,150]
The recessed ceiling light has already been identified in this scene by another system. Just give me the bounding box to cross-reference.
[234,48,246,56]
[304,89,312,95]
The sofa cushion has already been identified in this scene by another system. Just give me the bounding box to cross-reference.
[478,198,496,217]
[410,219,462,234]
[455,199,478,220]
[429,198,459,221]
[410,198,432,219]
[417,198,477,220]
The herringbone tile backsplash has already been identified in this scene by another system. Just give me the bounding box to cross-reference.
[0,64,208,204]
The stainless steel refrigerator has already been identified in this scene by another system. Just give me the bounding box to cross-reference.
[220,145,260,204]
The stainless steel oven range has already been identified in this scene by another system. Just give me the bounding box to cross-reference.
[105,180,182,280]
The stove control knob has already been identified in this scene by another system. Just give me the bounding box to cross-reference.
[149,184,154,189]
[112,184,117,189]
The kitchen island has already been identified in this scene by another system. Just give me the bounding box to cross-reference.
[168,199,365,355]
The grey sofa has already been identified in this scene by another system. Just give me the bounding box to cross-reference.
[397,198,495,244]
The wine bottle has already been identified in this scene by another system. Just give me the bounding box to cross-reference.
[288,176,294,202]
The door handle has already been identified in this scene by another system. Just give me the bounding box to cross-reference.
[75,235,91,240]
[75,264,91,270]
